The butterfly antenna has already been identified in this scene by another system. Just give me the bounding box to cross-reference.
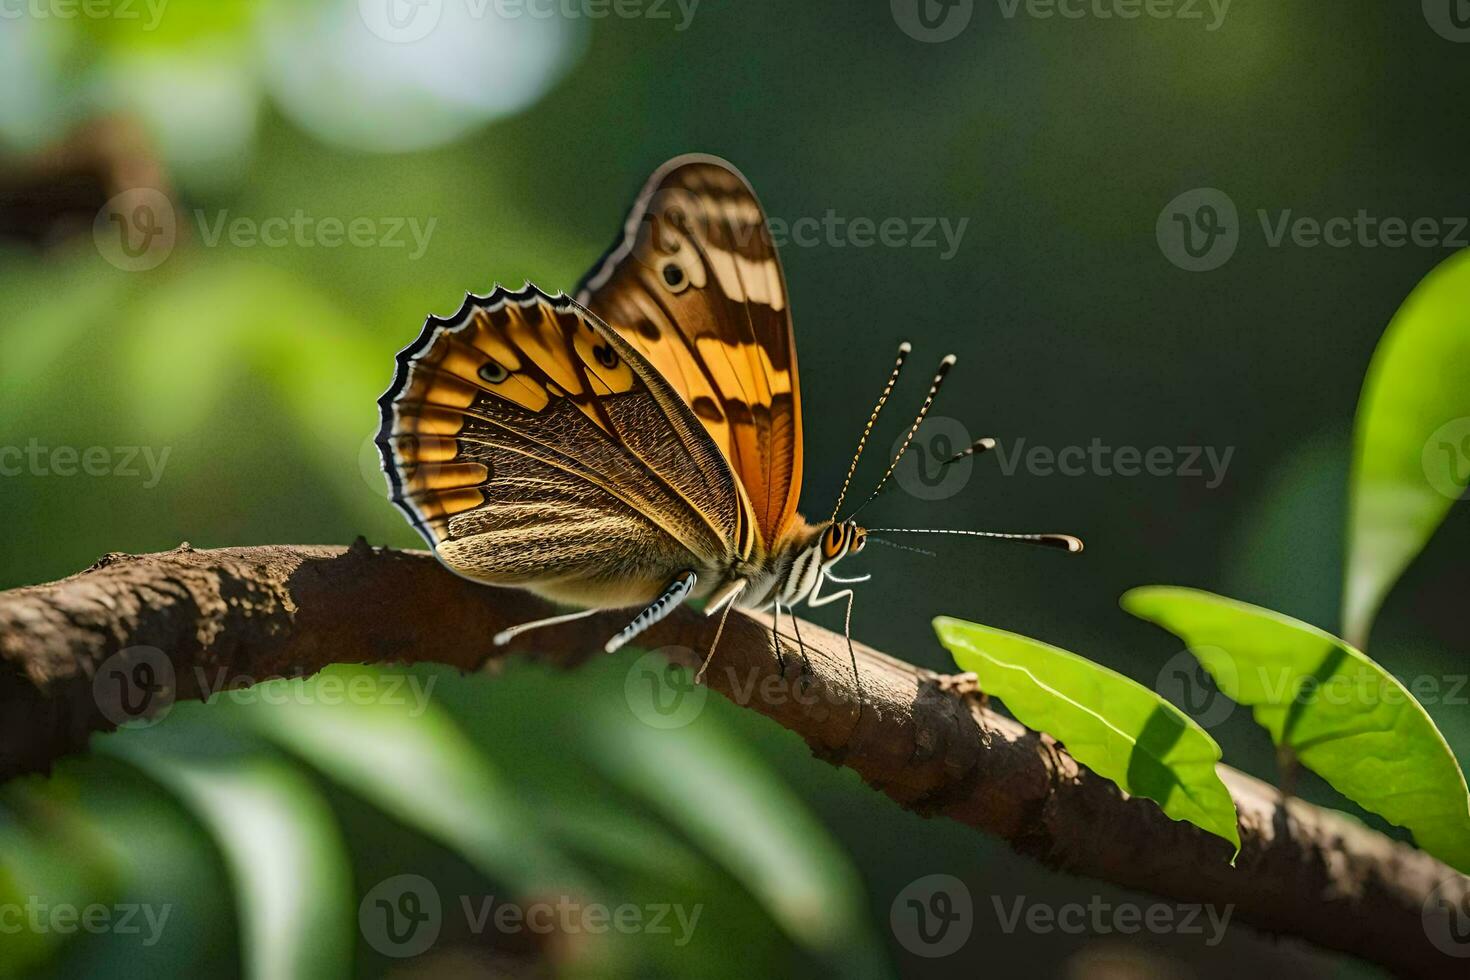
[848,354,957,519]
[866,536,938,558]
[829,342,912,521]
[865,528,1085,553]
[862,435,999,506]
[946,437,997,464]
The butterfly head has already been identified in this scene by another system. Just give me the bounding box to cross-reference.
[818,519,867,567]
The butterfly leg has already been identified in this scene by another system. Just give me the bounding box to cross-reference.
[603,571,698,654]
[786,606,815,679]
[771,602,787,675]
[493,607,601,647]
[806,577,865,714]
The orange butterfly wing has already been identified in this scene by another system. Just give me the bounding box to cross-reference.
[577,155,804,551]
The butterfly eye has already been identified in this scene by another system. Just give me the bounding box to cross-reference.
[852,531,867,554]
[592,342,619,370]
[661,263,686,289]
[822,525,843,560]
[479,360,510,384]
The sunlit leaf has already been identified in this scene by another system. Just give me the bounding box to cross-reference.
[101,730,354,980]
[1124,586,1470,872]
[240,665,588,894]
[586,704,882,971]
[1344,248,1470,647]
[934,616,1240,858]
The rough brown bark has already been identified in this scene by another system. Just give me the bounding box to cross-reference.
[1,543,1465,976]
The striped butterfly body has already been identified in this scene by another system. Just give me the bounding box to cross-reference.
[377,155,1080,675]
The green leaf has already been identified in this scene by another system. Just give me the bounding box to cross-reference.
[239,665,590,895]
[1123,586,1470,872]
[586,703,882,969]
[101,729,354,980]
[932,616,1241,858]
[1344,249,1470,647]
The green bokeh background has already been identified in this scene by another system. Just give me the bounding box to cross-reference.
[1,1,1467,976]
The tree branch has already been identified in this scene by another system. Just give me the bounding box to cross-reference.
[1,543,1465,976]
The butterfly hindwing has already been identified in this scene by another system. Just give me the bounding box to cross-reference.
[578,154,804,550]
[376,285,755,608]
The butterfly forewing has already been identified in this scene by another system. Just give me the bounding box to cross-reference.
[376,285,754,608]
[578,155,804,551]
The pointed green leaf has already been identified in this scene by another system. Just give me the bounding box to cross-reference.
[933,616,1240,858]
[1124,586,1470,872]
[101,732,354,980]
[1344,249,1470,647]
[239,666,588,895]
[586,703,880,968]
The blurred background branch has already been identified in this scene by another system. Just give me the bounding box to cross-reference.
[1,543,1463,977]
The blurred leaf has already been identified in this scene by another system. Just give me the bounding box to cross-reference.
[934,616,1241,858]
[1344,249,1470,647]
[0,792,113,976]
[1124,586,1470,872]
[585,702,883,973]
[240,665,589,895]
[102,729,355,980]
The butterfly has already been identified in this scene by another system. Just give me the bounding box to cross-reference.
[376,154,1081,686]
